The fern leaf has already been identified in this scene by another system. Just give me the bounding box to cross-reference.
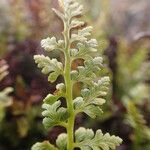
[74,77,110,118]
[70,39,98,60]
[71,57,103,84]
[0,59,9,82]
[63,0,83,18]
[44,83,65,105]
[31,141,58,150]
[0,87,13,107]
[126,102,150,141]
[0,60,13,107]
[53,0,83,22]
[41,37,64,52]
[56,133,67,150]
[42,101,69,128]
[34,55,63,83]
[75,127,122,150]
[70,19,84,29]
[71,26,93,42]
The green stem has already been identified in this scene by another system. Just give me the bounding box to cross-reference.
[64,22,75,150]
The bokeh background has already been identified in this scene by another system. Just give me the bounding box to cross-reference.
[0,0,150,150]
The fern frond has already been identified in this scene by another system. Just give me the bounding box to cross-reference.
[33,0,122,149]
[126,102,150,141]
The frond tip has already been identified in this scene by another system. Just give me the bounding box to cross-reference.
[75,127,123,150]
[53,0,83,22]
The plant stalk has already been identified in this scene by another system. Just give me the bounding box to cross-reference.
[64,21,75,150]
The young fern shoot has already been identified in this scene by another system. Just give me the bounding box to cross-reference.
[32,0,122,150]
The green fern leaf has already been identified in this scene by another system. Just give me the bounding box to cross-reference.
[71,26,93,42]
[71,57,103,83]
[75,127,122,150]
[70,39,98,60]
[126,102,150,141]
[53,0,83,22]
[42,101,69,129]
[70,19,84,29]
[41,37,64,52]
[44,83,65,105]
[74,77,110,118]
[56,133,67,150]
[31,141,58,150]
[0,59,9,82]
[0,87,13,107]
[34,55,63,83]
[63,0,83,18]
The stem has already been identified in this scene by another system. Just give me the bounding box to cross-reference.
[64,22,75,150]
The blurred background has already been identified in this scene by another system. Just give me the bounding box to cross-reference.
[0,0,150,150]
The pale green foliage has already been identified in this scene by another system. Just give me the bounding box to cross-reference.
[42,101,69,128]
[71,26,93,42]
[33,0,122,149]
[34,55,63,83]
[55,127,122,150]
[0,87,13,107]
[117,42,149,104]
[56,133,67,150]
[71,57,103,83]
[0,59,13,121]
[0,59,9,82]
[75,127,122,150]
[71,39,98,59]
[0,87,13,122]
[116,42,150,148]
[0,60,13,107]
[74,77,110,118]
[41,37,65,52]
[126,102,150,142]
[31,141,58,150]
